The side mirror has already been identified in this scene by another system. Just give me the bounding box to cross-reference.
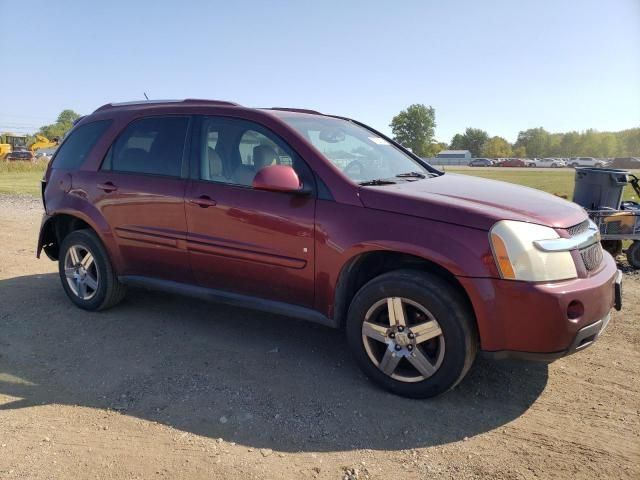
[252,165,307,194]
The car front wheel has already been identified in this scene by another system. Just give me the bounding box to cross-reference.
[346,270,477,398]
[58,229,126,311]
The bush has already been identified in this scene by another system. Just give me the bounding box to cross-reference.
[0,158,49,173]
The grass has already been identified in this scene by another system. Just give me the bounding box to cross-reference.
[444,166,640,202]
[0,160,48,196]
[0,170,44,196]
[0,158,49,173]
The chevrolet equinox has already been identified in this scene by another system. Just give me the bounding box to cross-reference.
[37,99,623,398]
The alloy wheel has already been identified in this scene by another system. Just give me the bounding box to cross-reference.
[361,297,445,383]
[64,245,99,300]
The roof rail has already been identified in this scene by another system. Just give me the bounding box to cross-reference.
[93,98,241,113]
[269,107,323,115]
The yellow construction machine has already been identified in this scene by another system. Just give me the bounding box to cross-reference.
[0,133,28,160]
[29,134,59,153]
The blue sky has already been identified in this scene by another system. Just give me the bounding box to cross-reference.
[1,0,638,143]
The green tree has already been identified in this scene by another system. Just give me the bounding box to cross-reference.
[389,104,436,157]
[424,142,448,157]
[449,133,464,150]
[448,128,489,157]
[481,136,513,158]
[620,128,640,156]
[514,128,551,158]
[38,109,81,140]
[558,131,580,157]
[512,145,527,157]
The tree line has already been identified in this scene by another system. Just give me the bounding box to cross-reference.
[23,106,640,160]
[390,104,640,158]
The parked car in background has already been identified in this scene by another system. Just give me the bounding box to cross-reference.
[35,147,57,160]
[610,157,640,169]
[527,158,566,168]
[568,157,608,168]
[6,150,35,161]
[499,158,526,167]
[37,99,622,398]
[469,158,494,167]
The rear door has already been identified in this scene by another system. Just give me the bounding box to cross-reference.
[92,116,192,283]
[184,116,316,307]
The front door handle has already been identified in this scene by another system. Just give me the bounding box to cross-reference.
[188,195,217,208]
[97,182,118,193]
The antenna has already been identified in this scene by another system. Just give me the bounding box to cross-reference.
[144,92,149,100]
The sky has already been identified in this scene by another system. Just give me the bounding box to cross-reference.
[1,0,639,143]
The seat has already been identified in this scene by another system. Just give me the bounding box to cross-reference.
[202,147,227,182]
[253,144,278,170]
[233,144,279,186]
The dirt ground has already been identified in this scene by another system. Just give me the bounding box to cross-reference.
[0,194,638,480]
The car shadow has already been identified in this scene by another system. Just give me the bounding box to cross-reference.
[0,273,548,452]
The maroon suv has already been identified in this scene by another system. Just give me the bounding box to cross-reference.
[37,99,622,398]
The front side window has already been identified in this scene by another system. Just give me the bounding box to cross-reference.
[53,120,112,169]
[102,116,188,177]
[274,114,428,183]
[198,117,302,187]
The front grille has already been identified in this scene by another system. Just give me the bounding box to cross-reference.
[566,220,590,237]
[580,242,603,272]
[565,219,603,272]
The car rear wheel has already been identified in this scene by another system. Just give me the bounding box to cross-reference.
[346,270,477,398]
[627,241,640,269]
[58,229,126,311]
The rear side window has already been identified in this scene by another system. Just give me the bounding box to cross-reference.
[52,120,112,169]
[102,116,188,177]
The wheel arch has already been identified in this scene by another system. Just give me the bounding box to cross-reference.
[38,211,110,262]
[333,250,478,331]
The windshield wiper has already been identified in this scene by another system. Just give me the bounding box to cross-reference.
[395,171,426,179]
[358,179,396,186]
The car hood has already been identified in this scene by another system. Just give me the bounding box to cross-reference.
[358,173,587,231]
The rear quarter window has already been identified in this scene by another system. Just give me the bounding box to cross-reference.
[52,120,112,169]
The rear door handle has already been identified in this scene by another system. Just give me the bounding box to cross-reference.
[188,195,217,208]
[97,182,118,193]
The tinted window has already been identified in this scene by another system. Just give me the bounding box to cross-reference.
[198,117,304,187]
[103,116,188,177]
[52,120,111,169]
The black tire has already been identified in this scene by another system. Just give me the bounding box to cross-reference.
[58,229,126,311]
[346,270,477,398]
[627,241,640,269]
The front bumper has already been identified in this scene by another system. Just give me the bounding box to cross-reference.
[458,251,621,359]
[483,312,611,361]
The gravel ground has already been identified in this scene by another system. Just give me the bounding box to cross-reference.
[0,194,638,479]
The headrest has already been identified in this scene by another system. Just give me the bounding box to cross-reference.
[253,144,278,170]
[208,147,223,176]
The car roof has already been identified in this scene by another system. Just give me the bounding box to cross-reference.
[92,99,327,119]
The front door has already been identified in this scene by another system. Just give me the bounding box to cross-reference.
[185,116,316,307]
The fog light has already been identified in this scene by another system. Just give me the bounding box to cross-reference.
[567,300,584,320]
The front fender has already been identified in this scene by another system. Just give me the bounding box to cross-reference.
[314,201,497,319]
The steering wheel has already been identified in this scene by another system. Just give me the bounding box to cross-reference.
[344,160,366,180]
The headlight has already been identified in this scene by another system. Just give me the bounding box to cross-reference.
[489,220,577,281]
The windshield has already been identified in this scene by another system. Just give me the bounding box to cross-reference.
[276,114,429,183]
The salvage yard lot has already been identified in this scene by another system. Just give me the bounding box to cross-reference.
[0,171,639,479]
